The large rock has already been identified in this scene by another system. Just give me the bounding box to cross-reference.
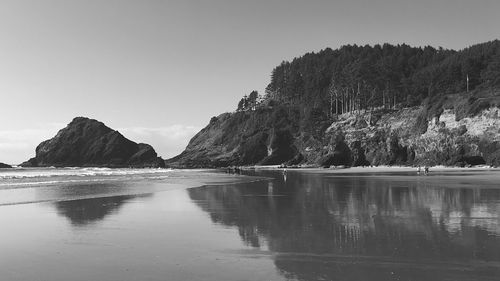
[0,162,12,168]
[20,117,165,168]
[166,106,305,168]
[320,133,352,167]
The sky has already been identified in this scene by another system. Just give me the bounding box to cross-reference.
[0,0,499,164]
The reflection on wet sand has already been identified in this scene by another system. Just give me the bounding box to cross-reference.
[54,194,152,226]
[189,170,500,280]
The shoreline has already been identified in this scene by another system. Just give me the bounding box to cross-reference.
[236,164,500,173]
[0,169,267,206]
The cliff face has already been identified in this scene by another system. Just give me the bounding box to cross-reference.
[0,162,12,168]
[323,105,500,167]
[167,107,303,167]
[169,41,500,168]
[168,90,500,168]
[21,117,165,168]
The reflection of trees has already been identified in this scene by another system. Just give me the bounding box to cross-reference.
[54,194,150,226]
[188,171,500,262]
[273,253,500,281]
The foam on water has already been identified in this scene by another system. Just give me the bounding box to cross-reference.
[0,167,172,179]
[0,167,174,189]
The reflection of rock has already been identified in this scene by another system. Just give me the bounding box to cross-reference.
[54,195,139,226]
[188,171,500,279]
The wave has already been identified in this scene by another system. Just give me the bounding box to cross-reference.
[0,167,173,180]
[0,178,119,187]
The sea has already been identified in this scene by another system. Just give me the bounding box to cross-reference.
[1,167,500,281]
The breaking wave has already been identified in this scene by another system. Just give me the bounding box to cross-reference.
[0,168,175,189]
[0,167,173,180]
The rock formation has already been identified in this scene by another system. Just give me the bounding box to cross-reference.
[0,162,12,168]
[21,117,165,168]
[168,90,500,168]
[167,40,500,168]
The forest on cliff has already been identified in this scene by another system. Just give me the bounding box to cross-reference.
[239,40,500,116]
[170,40,500,168]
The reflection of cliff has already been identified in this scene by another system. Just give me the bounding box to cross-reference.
[55,194,150,226]
[188,171,500,262]
[272,253,500,281]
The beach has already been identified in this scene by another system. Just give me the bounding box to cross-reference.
[2,167,500,281]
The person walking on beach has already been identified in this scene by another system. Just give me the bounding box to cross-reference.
[424,166,429,175]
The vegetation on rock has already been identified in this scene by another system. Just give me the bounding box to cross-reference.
[168,40,500,168]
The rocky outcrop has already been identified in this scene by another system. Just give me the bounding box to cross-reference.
[168,40,500,168]
[21,117,165,168]
[0,162,12,168]
[167,107,302,168]
[168,90,500,168]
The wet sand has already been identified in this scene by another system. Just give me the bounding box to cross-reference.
[0,169,264,206]
[2,168,500,281]
[1,169,277,281]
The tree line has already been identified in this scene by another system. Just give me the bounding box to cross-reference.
[256,40,500,117]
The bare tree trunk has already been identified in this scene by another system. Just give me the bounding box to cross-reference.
[382,90,386,109]
[363,87,367,111]
[344,89,347,114]
[341,89,344,114]
[351,87,354,113]
[342,89,345,114]
[328,81,333,118]
[335,92,338,115]
[357,82,360,114]
[348,89,350,113]
[348,88,350,113]
[348,88,351,113]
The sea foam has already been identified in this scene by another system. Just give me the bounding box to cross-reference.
[0,167,172,180]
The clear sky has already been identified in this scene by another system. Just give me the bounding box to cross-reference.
[1,0,499,164]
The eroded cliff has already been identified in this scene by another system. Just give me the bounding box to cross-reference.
[168,90,500,168]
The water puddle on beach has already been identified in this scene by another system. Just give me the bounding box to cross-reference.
[1,168,500,281]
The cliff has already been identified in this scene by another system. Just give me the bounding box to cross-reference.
[168,40,500,168]
[21,117,165,168]
[168,89,500,168]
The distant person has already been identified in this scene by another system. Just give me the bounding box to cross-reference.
[234,166,241,174]
[424,166,429,175]
[417,166,421,175]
